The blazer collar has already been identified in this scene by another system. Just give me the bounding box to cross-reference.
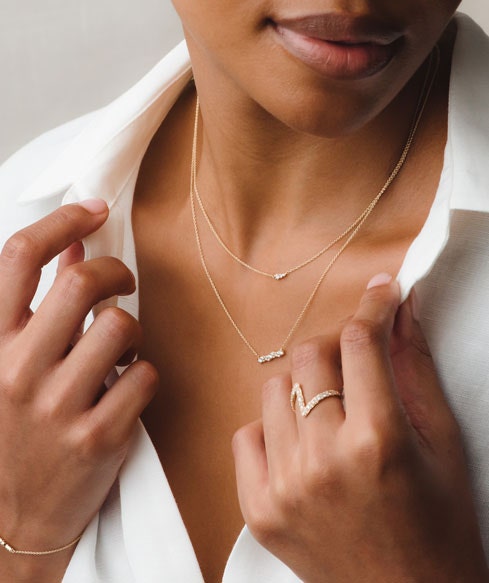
[17,14,489,214]
[448,14,489,213]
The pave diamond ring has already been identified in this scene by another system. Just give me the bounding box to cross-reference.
[290,383,343,418]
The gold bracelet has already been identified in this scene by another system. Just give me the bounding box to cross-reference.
[0,533,82,556]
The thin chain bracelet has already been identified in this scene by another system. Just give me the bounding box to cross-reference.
[0,533,82,556]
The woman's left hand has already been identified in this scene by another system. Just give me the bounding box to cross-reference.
[232,274,489,583]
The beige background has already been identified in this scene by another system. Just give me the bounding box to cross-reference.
[1,0,488,164]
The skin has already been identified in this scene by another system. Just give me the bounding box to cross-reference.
[1,1,489,583]
[135,0,482,580]
[173,0,463,231]
[233,279,489,582]
[0,202,158,582]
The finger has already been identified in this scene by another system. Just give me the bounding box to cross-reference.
[232,420,269,527]
[291,338,344,439]
[57,242,87,344]
[391,290,457,446]
[84,359,158,448]
[57,241,86,274]
[261,373,298,478]
[18,257,135,369]
[52,307,143,412]
[340,273,404,428]
[0,200,108,333]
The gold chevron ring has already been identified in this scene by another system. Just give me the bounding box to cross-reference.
[290,383,342,418]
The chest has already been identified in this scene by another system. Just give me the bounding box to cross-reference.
[133,200,419,581]
[129,78,448,581]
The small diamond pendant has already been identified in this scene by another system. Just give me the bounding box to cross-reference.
[258,349,285,364]
[273,273,287,281]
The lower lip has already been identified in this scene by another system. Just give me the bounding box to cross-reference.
[274,25,398,80]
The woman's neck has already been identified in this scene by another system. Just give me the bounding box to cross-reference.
[193,76,421,251]
[168,24,454,262]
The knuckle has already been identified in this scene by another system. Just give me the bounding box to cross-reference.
[0,355,32,404]
[271,476,292,508]
[291,337,327,370]
[114,259,136,287]
[53,206,76,225]
[130,360,159,395]
[36,393,66,423]
[0,379,27,406]
[97,307,138,339]
[351,426,406,475]
[352,430,382,465]
[231,420,262,456]
[231,424,252,453]
[246,504,280,547]
[1,231,38,265]
[302,454,340,495]
[261,374,290,403]
[270,468,300,512]
[97,256,135,289]
[93,308,141,349]
[341,319,385,352]
[72,419,109,462]
[59,264,97,300]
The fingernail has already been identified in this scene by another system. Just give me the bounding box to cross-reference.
[78,198,108,214]
[367,273,393,289]
[410,289,420,321]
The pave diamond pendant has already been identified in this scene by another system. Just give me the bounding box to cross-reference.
[258,349,285,364]
[273,273,288,281]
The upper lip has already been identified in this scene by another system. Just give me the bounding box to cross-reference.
[271,13,403,46]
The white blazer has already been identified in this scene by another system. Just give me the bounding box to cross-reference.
[1,12,489,583]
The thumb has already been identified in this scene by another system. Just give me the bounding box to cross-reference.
[390,289,457,448]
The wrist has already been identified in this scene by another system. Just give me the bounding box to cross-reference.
[0,532,81,556]
[0,546,75,583]
[0,512,84,557]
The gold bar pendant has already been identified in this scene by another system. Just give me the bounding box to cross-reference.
[258,349,285,364]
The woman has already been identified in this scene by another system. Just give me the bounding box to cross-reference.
[0,0,488,581]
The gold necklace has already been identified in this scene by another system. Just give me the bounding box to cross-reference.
[190,50,439,364]
[193,156,372,281]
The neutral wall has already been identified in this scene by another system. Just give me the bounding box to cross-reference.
[1,0,488,164]
[0,0,183,164]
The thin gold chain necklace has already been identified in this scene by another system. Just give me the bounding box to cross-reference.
[193,155,373,281]
[190,50,439,364]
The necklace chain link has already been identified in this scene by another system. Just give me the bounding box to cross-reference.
[190,48,439,363]
[194,166,369,281]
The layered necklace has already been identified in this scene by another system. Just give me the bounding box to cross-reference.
[190,50,439,364]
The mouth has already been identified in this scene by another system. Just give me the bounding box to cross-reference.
[269,13,404,80]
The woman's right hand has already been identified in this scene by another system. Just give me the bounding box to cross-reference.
[0,200,158,579]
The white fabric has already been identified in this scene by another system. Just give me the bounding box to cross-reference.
[0,12,489,582]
